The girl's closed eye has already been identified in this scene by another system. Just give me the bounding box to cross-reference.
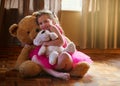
[44,20,49,23]
[39,22,42,25]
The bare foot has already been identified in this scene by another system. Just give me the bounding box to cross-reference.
[56,72,70,80]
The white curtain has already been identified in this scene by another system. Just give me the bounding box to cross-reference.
[80,0,120,49]
[44,0,61,18]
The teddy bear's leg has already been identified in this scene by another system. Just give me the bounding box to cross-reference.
[49,51,59,65]
[65,42,76,53]
[19,60,42,77]
[70,62,90,78]
[55,52,73,71]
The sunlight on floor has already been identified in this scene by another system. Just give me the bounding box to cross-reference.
[86,61,120,86]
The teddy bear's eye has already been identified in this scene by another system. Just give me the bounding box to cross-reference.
[36,28,40,32]
[27,31,30,34]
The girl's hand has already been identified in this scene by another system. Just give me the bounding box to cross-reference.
[42,42,48,46]
[45,19,55,30]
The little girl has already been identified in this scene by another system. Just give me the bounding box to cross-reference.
[30,10,93,80]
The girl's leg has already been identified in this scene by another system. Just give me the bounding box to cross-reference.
[55,52,73,71]
[31,55,40,64]
[43,67,70,80]
[32,55,70,80]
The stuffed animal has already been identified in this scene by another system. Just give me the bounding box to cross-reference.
[9,11,92,78]
[9,12,42,77]
[33,29,76,65]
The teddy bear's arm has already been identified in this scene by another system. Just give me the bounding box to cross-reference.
[15,45,33,70]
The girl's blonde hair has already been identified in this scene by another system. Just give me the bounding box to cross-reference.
[36,10,59,25]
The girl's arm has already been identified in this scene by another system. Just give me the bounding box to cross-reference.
[64,36,71,43]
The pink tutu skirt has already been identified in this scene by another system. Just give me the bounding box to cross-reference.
[29,46,93,69]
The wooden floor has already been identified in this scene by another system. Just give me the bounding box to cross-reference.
[0,48,120,86]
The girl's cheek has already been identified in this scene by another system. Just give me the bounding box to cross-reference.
[39,25,43,29]
[45,23,50,28]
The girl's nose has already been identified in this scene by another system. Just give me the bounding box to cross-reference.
[41,24,47,29]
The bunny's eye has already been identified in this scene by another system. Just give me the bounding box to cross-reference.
[41,30,45,34]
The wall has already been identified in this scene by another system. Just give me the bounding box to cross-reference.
[60,11,81,46]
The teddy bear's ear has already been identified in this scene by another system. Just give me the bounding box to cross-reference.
[9,24,18,37]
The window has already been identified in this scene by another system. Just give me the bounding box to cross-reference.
[61,0,82,11]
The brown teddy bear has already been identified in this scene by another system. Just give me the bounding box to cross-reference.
[9,12,92,79]
[9,13,42,77]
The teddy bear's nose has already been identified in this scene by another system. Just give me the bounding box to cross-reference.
[36,29,40,32]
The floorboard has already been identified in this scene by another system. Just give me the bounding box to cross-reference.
[0,48,120,86]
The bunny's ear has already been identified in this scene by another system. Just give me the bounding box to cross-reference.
[49,32,58,40]
[32,11,40,16]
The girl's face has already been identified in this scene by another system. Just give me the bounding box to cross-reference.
[37,14,54,30]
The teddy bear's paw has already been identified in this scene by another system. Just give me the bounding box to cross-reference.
[70,62,90,78]
[65,42,76,53]
[19,61,42,78]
